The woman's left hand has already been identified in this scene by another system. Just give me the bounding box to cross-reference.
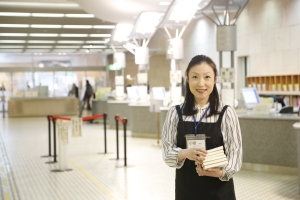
[196,164,223,178]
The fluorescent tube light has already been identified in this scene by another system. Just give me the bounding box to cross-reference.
[0,33,28,37]
[31,24,62,28]
[113,24,133,42]
[28,40,56,44]
[29,33,58,37]
[31,13,65,18]
[0,2,79,8]
[52,49,77,53]
[82,45,106,48]
[93,25,115,29]
[65,14,94,18]
[0,24,30,28]
[85,40,107,44]
[60,34,88,37]
[0,40,26,43]
[0,46,24,48]
[55,46,80,48]
[27,46,53,48]
[25,49,50,53]
[57,41,84,44]
[0,12,31,17]
[135,12,164,34]
[89,34,111,37]
[63,25,93,29]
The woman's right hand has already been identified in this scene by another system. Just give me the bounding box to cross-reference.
[179,148,207,163]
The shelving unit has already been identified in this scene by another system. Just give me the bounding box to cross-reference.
[246,75,300,106]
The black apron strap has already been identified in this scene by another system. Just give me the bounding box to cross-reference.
[175,105,183,122]
[217,105,228,124]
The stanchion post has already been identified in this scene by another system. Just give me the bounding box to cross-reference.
[115,115,119,160]
[123,118,128,167]
[53,118,57,163]
[48,115,52,156]
[104,113,107,153]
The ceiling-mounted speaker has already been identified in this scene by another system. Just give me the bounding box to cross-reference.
[113,52,126,68]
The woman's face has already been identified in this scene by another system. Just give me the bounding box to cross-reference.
[187,62,216,105]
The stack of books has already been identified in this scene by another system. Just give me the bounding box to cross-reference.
[203,146,228,170]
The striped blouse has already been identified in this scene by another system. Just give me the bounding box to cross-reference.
[162,102,242,181]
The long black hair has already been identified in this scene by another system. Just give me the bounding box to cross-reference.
[182,55,220,117]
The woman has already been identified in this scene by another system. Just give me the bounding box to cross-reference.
[162,55,242,199]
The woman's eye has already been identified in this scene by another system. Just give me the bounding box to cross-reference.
[205,76,210,79]
[192,76,197,79]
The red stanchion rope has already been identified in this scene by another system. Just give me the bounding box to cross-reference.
[82,114,104,121]
[116,116,127,124]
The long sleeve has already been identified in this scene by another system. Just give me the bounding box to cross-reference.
[162,106,185,168]
[220,105,243,181]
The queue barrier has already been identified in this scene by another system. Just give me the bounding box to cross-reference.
[42,113,108,165]
[114,115,128,167]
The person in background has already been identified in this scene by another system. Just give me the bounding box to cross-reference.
[68,83,79,98]
[84,80,93,110]
[162,55,242,199]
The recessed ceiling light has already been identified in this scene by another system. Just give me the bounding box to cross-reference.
[89,34,111,37]
[31,13,65,18]
[0,12,31,17]
[25,49,50,53]
[57,41,84,44]
[93,25,115,29]
[0,40,26,43]
[63,25,93,29]
[0,46,24,48]
[65,14,94,18]
[159,2,171,5]
[31,24,62,28]
[29,33,58,37]
[0,24,30,28]
[55,46,80,48]
[0,33,28,36]
[28,40,56,44]
[27,46,53,48]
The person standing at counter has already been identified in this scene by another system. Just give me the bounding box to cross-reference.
[162,55,242,199]
[84,80,93,110]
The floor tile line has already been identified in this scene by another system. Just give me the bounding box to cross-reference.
[69,158,117,200]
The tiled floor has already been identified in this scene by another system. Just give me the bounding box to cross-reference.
[0,116,299,200]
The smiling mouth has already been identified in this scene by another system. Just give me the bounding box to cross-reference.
[196,89,207,93]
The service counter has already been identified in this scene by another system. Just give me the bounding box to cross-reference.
[159,107,300,174]
[128,102,158,138]
[92,100,108,116]
[107,100,130,129]
[8,97,78,117]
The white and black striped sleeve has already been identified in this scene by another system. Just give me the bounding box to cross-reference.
[162,106,186,168]
[220,105,243,181]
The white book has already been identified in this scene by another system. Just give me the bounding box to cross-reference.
[206,146,223,153]
[203,160,228,170]
[203,157,227,165]
[203,154,226,162]
[206,151,224,157]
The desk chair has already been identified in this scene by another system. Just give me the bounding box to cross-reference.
[279,106,293,114]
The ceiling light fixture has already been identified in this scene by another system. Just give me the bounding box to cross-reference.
[169,0,202,21]
[29,33,58,37]
[0,46,24,48]
[86,49,90,53]
[65,14,94,18]
[113,24,133,42]
[82,45,106,48]
[57,41,84,44]
[63,25,93,29]
[0,12,30,17]
[0,33,28,36]
[27,46,53,48]
[60,34,88,37]
[159,2,171,5]
[28,40,56,44]
[31,24,62,28]
[31,13,65,18]
[85,40,107,44]
[0,24,30,28]
[93,25,115,29]
[55,46,81,48]
[135,12,164,34]
[0,40,26,43]
[0,2,79,8]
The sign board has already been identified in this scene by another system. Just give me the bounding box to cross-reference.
[72,117,82,137]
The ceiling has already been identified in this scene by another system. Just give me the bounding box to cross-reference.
[0,0,248,55]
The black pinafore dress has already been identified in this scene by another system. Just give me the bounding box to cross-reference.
[175,105,236,200]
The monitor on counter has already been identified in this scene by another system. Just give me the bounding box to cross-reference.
[126,86,139,100]
[241,88,260,109]
[152,87,166,100]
